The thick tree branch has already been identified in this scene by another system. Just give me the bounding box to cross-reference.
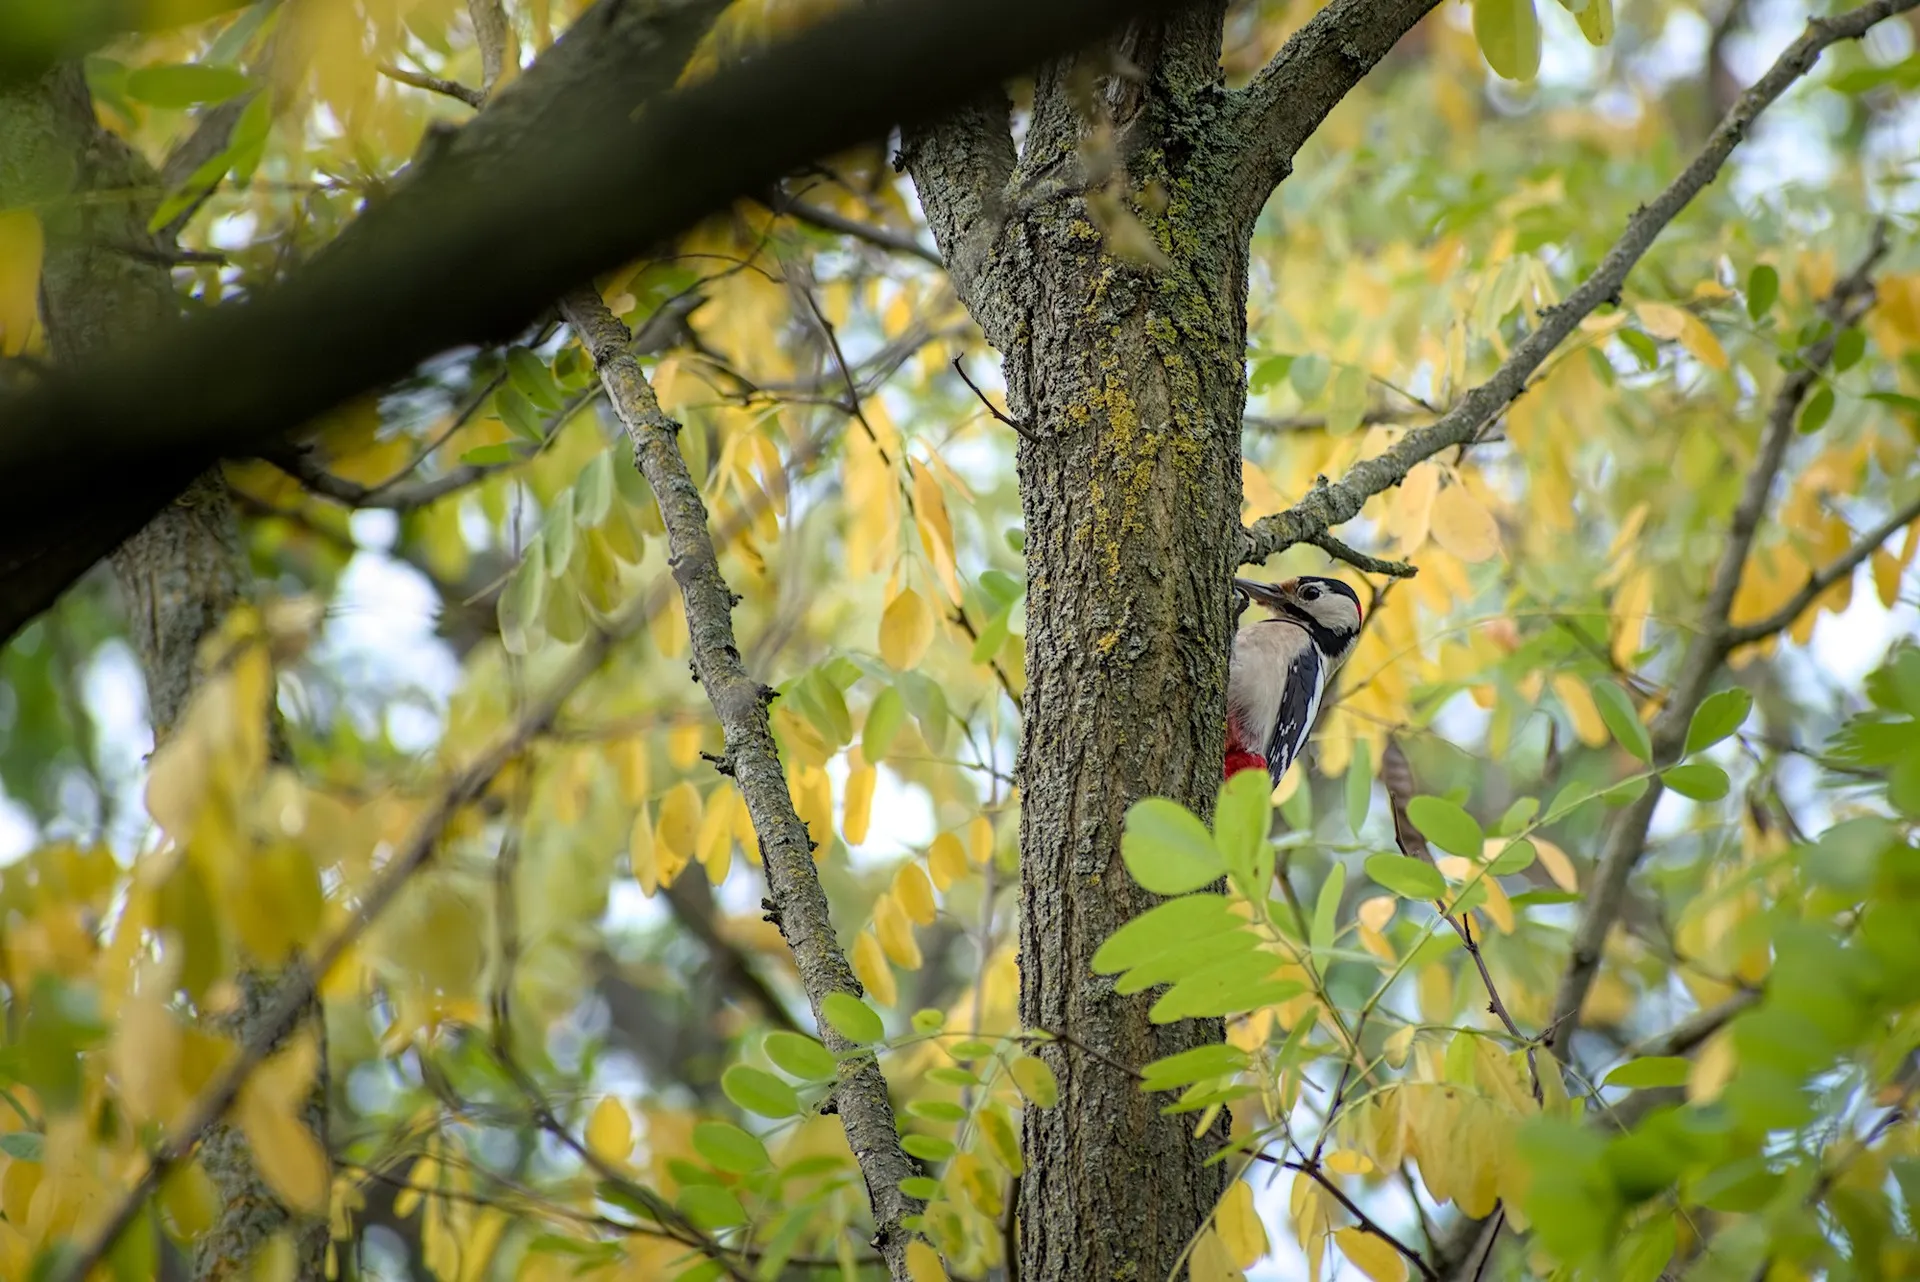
[1228,0,1442,224]
[560,287,925,1280]
[1545,224,1890,1054]
[1241,0,1920,568]
[896,91,1020,339]
[0,0,1184,646]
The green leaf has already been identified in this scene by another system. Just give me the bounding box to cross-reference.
[1289,353,1329,402]
[1487,838,1536,875]
[821,992,884,1044]
[677,1185,747,1229]
[125,63,251,107]
[0,1132,41,1161]
[1249,353,1294,394]
[1661,762,1729,801]
[1345,738,1372,834]
[1619,329,1659,371]
[575,453,614,527]
[721,1065,800,1118]
[1149,951,1304,1022]
[1010,1055,1059,1107]
[899,1176,940,1199]
[1615,1215,1678,1282]
[1602,1057,1691,1089]
[1406,796,1484,857]
[1139,1044,1249,1091]
[763,1031,837,1081]
[1833,327,1867,373]
[1746,264,1779,320]
[1496,797,1539,835]
[1544,781,1596,823]
[1473,0,1542,80]
[1798,384,1834,434]
[507,346,564,409]
[692,1121,770,1173]
[1311,862,1345,961]
[906,1099,968,1123]
[1575,0,1613,44]
[862,686,907,763]
[1591,681,1652,762]
[459,443,515,467]
[1092,894,1238,974]
[910,1008,945,1034]
[1120,798,1224,896]
[497,386,546,442]
[543,490,576,575]
[1213,769,1271,885]
[1112,929,1262,995]
[902,1134,955,1161]
[1601,776,1651,807]
[1365,853,1446,900]
[1685,688,1752,755]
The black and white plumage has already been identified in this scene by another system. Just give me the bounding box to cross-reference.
[1227,576,1364,790]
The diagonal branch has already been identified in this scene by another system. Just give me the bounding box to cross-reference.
[1241,0,1920,569]
[767,190,945,266]
[1545,223,1891,1055]
[1723,491,1920,648]
[1227,0,1443,224]
[560,286,925,1281]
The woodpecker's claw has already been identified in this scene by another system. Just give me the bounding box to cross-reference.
[1231,582,1251,623]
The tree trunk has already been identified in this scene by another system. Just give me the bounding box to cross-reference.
[907,9,1252,1276]
[0,64,330,1281]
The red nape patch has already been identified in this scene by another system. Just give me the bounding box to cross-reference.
[1224,749,1268,780]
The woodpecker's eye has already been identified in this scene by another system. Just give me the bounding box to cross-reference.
[1301,585,1321,601]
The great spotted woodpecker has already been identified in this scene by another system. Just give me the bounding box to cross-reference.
[1226,576,1364,789]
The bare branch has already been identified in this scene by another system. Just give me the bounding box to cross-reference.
[767,190,945,266]
[1624,990,1760,1060]
[1241,1,1920,568]
[1228,0,1442,223]
[1244,406,1428,434]
[468,0,517,98]
[1546,222,1892,1054]
[1308,530,1415,579]
[560,286,925,1279]
[378,62,486,108]
[1723,491,1920,648]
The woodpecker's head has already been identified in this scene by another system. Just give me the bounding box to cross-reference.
[1234,575,1363,662]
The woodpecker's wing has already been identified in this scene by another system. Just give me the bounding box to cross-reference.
[1228,619,1329,791]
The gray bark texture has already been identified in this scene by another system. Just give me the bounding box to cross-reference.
[0,64,328,1281]
[898,2,1443,1275]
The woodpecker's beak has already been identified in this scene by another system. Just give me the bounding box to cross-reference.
[1233,577,1296,611]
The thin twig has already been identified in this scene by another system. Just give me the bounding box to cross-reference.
[1308,530,1415,579]
[952,356,1043,444]
[1259,1153,1440,1282]
[377,62,486,108]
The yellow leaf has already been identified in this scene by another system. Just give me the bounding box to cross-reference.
[1392,463,1439,554]
[657,781,702,862]
[238,1088,330,1214]
[698,785,734,882]
[843,764,876,845]
[1677,312,1729,371]
[1215,1179,1267,1268]
[586,1097,633,1165]
[0,209,43,356]
[1612,567,1653,669]
[1689,1028,1737,1103]
[1550,674,1607,747]
[1635,301,1689,341]
[612,737,650,804]
[928,833,968,890]
[967,815,995,865]
[668,721,703,769]
[1533,837,1578,891]
[1873,548,1901,607]
[873,893,923,969]
[851,928,897,1006]
[913,467,964,604]
[1323,1150,1375,1176]
[879,587,935,670]
[905,1241,949,1282]
[1472,0,1540,80]
[1335,1227,1409,1282]
[1430,483,1500,563]
[630,803,660,894]
[893,862,937,924]
[793,765,833,853]
[1188,1224,1246,1281]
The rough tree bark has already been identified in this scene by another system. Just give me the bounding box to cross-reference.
[901,3,1438,1274]
[0,64,329,1281]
